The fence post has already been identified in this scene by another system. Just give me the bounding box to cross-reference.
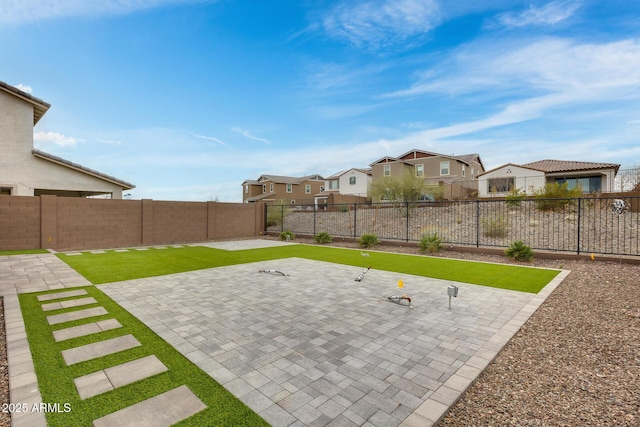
[475,200,480,247]
[313,203,317,237]
[576,197,581,254]
[353,203,357,238]
[406,201,409,242]
[280,205,284,233]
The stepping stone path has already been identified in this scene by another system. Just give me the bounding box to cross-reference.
[36,288,207,426]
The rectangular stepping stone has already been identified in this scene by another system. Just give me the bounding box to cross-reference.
[62,334,141,365]
[37,289,88,302]
[93,385,206,427]
[42,297,98,311]
[75,355,168,399]
[53,319,122,342]
[47,307,108,325]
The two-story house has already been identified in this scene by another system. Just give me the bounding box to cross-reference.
[242,174,325,205]
[0,80,134,198]
[369,149,485,200]
[317,168,372,205]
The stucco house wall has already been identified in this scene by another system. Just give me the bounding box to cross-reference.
[0,81,133,198]
[478,164,546,197]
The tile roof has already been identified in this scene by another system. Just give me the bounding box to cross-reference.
[32,149,135,189]
[522,159,620,174]
[0,80,51,125]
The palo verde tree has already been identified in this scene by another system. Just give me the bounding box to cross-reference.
[369,170,434,214]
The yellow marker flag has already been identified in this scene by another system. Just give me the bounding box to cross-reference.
[591,253,595,261]
[398,279,404,289]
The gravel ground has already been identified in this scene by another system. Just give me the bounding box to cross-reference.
[282,237,640,426]
[0,298,9,427]
[1,241,638,426]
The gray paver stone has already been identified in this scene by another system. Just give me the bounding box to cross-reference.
[53,319,122,342]
[37,289,88,301]
[92,385,206,427]
[46,307,108,325]
[62,334,141,365]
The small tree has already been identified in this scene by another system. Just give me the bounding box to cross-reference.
[369,170,429,204]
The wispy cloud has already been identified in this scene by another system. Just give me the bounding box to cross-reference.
[383,37,640,100]
[321,0,441,49]
[193,134,226,145]
[493,0,582,28]
[0,0,215,25]
[34,131,84,147]
[232,128,271,144]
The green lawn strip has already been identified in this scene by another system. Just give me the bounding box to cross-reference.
[0,249,49,256]
[19,286,269,427]
[57,244,559,293]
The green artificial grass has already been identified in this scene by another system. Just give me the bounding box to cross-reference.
[57,244,560,293]
[0,248,49,256]
[19,286,269,427]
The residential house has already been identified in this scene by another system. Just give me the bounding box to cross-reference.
[317,168,372,205]
[242,174,325,205]
[0,80,134,198]
[369,149,485,200]
[478,159,620,197]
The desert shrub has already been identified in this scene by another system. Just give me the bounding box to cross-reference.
[419,233,442,254]
[505,240,534,261]
[358,233,379,248]
[279,230,295,241]
[481,215,508,238]
[314,232,332,244]
[535,182,582,211]
[505,188,525,208]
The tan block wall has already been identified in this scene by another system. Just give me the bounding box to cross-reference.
[0,196,266,251]
[0,195,41,250]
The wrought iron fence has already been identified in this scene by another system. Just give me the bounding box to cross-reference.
[266,196,640,256]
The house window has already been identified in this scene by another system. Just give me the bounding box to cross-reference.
[556,176,602,193]
[383,165,391,177]
[471,168,475,180]
[329,180,339,190]
[440,161,450,176]
[415,164,424,177]
[488,177,515,193]
[262,184,266,193]
[244,184,248,194]
[286,184,292,193]
[0,187,11,195]
[305,184,311,194]
[270,183,274,192]
[462,165,466,178]
[349,176,356,185]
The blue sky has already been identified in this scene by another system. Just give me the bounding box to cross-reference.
[2,0,639,201]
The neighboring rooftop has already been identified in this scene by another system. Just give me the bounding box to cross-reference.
[523,159,621,174]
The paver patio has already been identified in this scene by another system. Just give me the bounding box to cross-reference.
[1,241,567,426]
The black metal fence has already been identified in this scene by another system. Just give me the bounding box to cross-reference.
[266,196,640,256]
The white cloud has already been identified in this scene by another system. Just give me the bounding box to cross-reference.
[322,0,441,49]
[14,83,33,93]
[0,0,215,25]
[231,128,271,144]
[34,131,83,147]
[494,0,582,28]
